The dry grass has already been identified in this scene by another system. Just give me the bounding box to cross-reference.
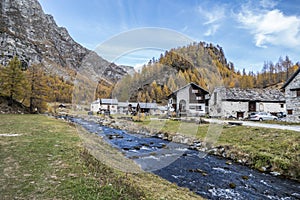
[0,114,203,200]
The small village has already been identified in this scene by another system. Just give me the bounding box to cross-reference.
[1,1,300,199]
[90,67,300,123]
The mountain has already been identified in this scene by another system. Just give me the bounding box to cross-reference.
[0,0,128,83]
[113,41,239,103]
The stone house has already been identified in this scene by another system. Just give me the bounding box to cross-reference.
[100,99,118,114]
[117,102,130,114]
[282,68,300,122]
[168,83,209,116]
[90,99,101,113]
[90,98,118,114]
[209,87,285,119]
[129,102,158,115]
[117,102,158,115]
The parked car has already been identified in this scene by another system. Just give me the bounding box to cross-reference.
[249,112,278,121]
[277,112,287,118]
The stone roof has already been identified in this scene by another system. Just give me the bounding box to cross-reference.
[91,99,100,104]
[118,102,129,107]
[218,87,285,102]
[100,99,118,105]
[128,102,158,109]
[138,103,158,109]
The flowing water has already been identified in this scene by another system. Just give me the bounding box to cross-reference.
[69,117,300,200]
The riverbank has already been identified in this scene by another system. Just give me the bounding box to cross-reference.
[77,114,300,182]
[0,114,202,199]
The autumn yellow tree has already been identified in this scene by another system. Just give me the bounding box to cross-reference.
[0,56,28,105]
[26,64,49,113]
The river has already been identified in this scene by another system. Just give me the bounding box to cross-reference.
[69,117,300,200]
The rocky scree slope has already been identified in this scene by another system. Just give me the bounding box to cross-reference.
[0,0,128,83]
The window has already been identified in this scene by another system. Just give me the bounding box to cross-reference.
[190,106,196,110]
[214,92,217,105]
[297,89,300,97]
[192,89,198,93]
[280,104,284,108]
[196,96,202,100]
[196,106,202,111]
[287,109,293,115]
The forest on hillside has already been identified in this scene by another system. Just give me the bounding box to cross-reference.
[1,41,299,112]
[112,42,299,104]
[0,57,74,113]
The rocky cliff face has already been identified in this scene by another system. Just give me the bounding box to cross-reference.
[0,0,128,82]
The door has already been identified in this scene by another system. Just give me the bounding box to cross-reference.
[248,101,256,112]
[237,112,244,119]
[179,100,186,112]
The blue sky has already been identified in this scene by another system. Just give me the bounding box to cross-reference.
[38,0,300,72]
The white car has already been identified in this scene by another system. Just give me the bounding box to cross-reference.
[249,112,278,121]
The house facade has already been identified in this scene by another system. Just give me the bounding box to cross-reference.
[209,87,286,119]
[90,98,118,114]
[127,102,158,115]
[118,102,130,114]
[168,83,209,116]
[100,99,118,114]
[90,99,101,112]
[282,68,300,122]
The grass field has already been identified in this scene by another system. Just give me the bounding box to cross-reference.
[136,117,300,180]
[0,114,202,200]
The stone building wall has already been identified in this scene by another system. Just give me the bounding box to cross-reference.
[209,87,286,119]
[208,87,224,118]
[259,102,285,114]
[176,86,190,114]
[285,72,300,122]
[222,101,248,118]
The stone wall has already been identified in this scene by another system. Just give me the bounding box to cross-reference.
[259,102,285,113]
[285,72,300,122]
[222,101,248,118]
[176,85,190,114]
[209,87,286,119]
[208,87,224,117]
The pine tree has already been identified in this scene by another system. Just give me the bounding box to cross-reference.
[167,76,177,92]
[0,56,27,106]
[26,64,49,113]
[162,84,170,96]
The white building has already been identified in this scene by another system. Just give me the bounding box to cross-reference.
[168,83,209,117]
[209,87,286,119]
[90,99,101,112]
[90,98,118,114]
[100,99,118,114]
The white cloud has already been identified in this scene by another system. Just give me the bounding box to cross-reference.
[237,6,300,48]
[259,0,278,8]
[204,24,220,36]
[259,0,277,9]
[197,5,225,36]
[198,5,225,25]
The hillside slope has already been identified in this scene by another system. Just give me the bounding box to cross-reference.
[0,0,127,83]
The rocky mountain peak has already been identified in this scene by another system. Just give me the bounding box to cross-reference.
[0,0,128,83]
